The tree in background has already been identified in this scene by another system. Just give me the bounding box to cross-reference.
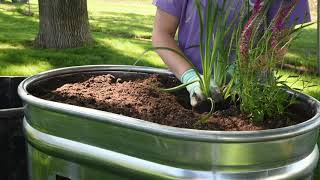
[35,0,92,48]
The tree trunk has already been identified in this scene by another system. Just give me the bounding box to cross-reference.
[35,0,92,48]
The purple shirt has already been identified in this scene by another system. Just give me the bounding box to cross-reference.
[153,0,311,72]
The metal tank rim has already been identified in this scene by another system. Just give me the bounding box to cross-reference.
[17,65,320,143]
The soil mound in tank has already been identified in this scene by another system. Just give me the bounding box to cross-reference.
[33,73,309,131]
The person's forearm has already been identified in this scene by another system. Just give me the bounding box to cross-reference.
[152,32,192,80]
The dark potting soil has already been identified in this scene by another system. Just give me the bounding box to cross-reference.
[37,74,308,131]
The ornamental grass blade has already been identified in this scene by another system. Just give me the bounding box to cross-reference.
[139,46,204,92]
[195,0,213,97]
[307,84,319,88]
[289,22,316,36]
[194,0,205,72]
[159,80,199,93]
[287,75,299,78]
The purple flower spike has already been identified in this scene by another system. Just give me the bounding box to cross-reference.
[240,0,263,60]
[271,0,300,48]
[253,0,263,14]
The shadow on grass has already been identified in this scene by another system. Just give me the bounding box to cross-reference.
[307,90,320,101]
[0,8,160,75]
[0,39,158,75]
[90,12,154,39]
[0,7,38,46]
[285,26,318,70]
[0,6,154,44]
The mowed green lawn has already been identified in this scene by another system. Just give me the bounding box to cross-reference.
[0,0,163,75]
[0,0,319,100]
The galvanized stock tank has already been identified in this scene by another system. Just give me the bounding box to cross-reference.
[18,65,320,180]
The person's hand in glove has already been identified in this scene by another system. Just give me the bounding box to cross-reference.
[181,69,223,107]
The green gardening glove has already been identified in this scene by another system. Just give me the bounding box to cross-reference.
[181,69,223,107]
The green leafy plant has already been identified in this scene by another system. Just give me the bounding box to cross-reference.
[229,0,315,121]
[141,0,314,124]
[142,0,246,117]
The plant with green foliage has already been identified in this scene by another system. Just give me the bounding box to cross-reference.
[146,0,245,117]
[228,0,315,121]
[144,0,314,123]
